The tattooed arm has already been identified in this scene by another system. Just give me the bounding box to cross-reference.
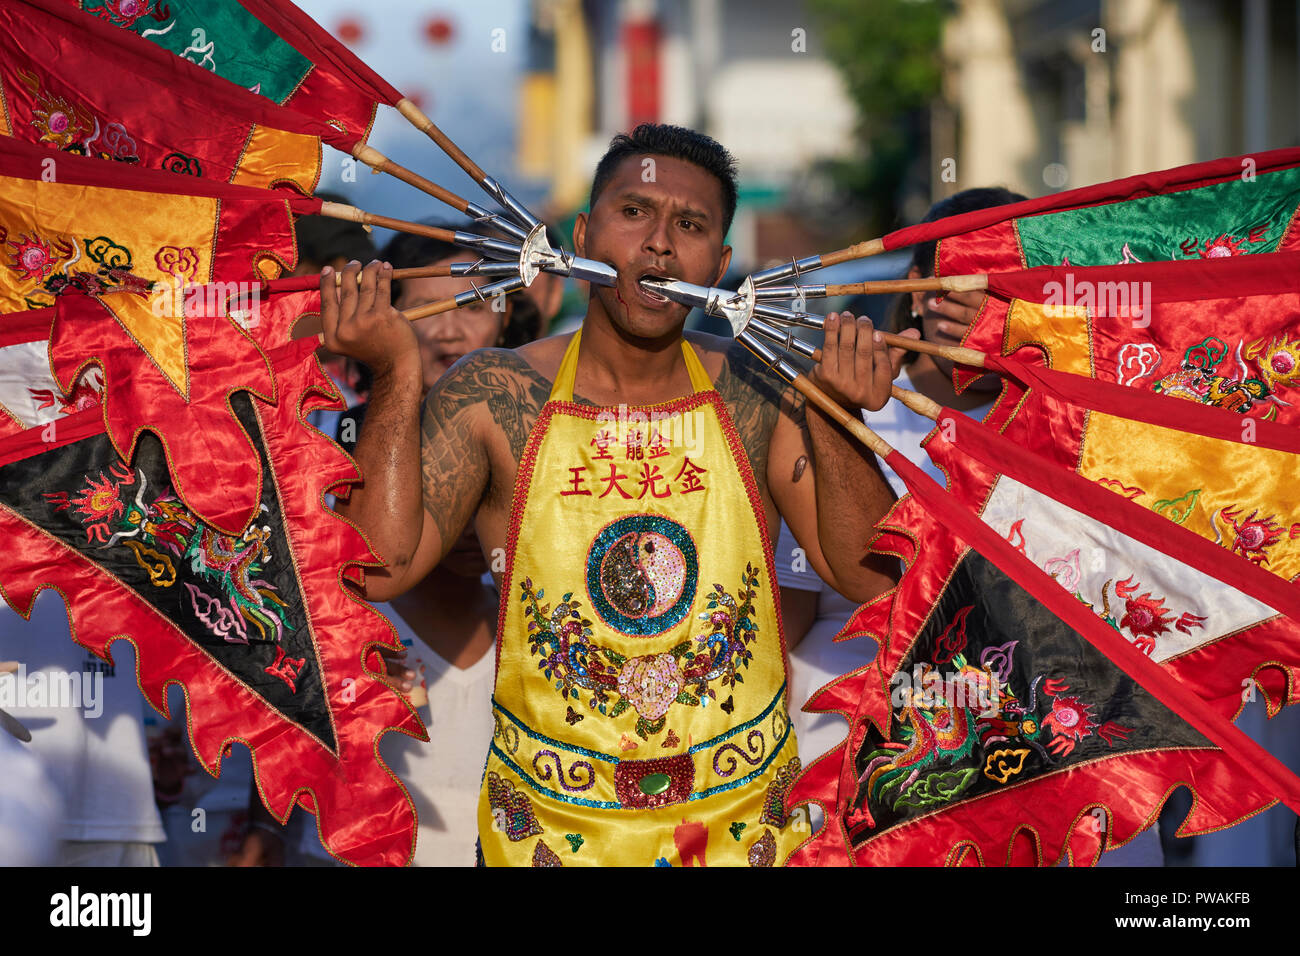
[321,260,427,601]
[398,350,553,589]
[717,342,868,598]
[321,261,544,601]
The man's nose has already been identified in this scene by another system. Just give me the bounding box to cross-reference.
[421,311,469,343]
[643,215,675,259]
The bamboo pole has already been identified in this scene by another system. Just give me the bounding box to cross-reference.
[395,98,487,183]
[819,237,887,266]
[350,143,473,215]
[330,264,456,284]
[787,373,895,458]
[791,331,987,369]
[890,384,943,420]
[823,273,988,296]
[292,281,524,343]
[318,202,461,242]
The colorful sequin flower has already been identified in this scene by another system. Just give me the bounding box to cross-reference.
[617,653,684,721]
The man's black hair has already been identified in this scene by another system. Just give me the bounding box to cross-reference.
[906,187,1028,280]
[589,123,739,235]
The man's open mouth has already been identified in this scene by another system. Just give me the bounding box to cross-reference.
[637,273,670,304]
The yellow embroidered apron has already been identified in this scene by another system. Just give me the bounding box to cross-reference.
[478,331,803,866]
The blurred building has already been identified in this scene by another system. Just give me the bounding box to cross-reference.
[936,0,1300,199]
[518,0,860,272]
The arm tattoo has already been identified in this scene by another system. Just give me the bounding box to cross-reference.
[418,349,551,542]
[714,342,797,496]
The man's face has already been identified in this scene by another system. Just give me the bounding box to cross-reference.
[575,154,732,340]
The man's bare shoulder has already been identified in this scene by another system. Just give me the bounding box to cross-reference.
[683,332,784,407]
[514,332,573,379]
[423,345,558,462]
[682,331,795,492]
[433,345,550,396]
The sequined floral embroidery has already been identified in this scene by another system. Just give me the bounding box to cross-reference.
[747,828,777,867]
[522,562,763,739]
[487,772,543,842]
[531,840,562,866]
[585,513,699,636]
[759,757,802,827]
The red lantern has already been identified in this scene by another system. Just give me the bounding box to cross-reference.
[424,16,454,45]
[335,17,364,45]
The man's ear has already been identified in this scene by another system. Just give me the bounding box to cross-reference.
[712,244,733,285]
[573,213,588,258]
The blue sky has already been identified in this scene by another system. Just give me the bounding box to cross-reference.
[299,0,532,238]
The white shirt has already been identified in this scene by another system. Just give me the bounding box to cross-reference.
[0,591,165,845]
[295,600,497,866]
[864,366,995,497]
[0,719,63,864]
[377,604,496,866]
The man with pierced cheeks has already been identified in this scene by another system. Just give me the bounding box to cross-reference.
[320,124,916,867]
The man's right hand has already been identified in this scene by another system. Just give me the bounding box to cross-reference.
[319,260,419,379]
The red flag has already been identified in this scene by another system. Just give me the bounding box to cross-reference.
[875,147,1299,260]
[66,0,380,142]
[0,133,316,301]
[980,351,1300,456]
[0,135,330,530]
[0,307,94,441]
[233,0,405,108]
[925,402,1300,710]
[908,148,1300,276]
[959,252,1300,423]
[49,292,275,535]
[786,432,1300,866]
[0,336,421,866]
[968,368,1300,587]
[1,0,341,194]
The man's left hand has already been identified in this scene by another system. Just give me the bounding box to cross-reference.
[810,311,919,412]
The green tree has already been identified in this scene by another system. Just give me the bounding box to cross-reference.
[810,0,946,233]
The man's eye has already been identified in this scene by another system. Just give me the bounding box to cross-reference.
[679,220,698,232]
[624,206,643,217]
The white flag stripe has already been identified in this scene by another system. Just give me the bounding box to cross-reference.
[980,473,1280,663]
